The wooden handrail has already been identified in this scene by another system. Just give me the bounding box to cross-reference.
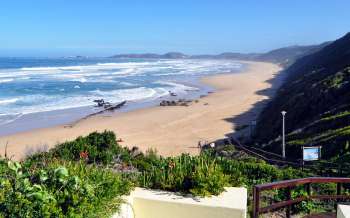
[253,177,350,218]
[232,138,301,167]
[232,137,350,174]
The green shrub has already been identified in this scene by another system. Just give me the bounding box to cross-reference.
[3,130,316,218]
[28,131,124,165]
[138,154,231,197]
[0,159,132,218]
[0,131,315,217]
[190,158,229,196]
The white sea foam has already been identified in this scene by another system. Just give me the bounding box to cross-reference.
[74,78,87,83]
[0,113,23,125]
[90,87,161,102]
[0,87,165,116]
[119,81,137,87]
[0,59,243,120]
[155,81,200,93]
[0,78,14,83]
[0,98,19,105]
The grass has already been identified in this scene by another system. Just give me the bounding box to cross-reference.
[323,68,350,89]
[321,111,350,121]
[287,125,350,146]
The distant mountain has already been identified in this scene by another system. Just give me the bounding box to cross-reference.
[162,52,189,59]
[110,52,188,59]
[110,43,328,67]
[191,52,260,60]
[254,32,350,159]
[255,43,330,67]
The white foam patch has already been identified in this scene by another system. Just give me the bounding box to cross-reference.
[0,113,23,126]
[119,81,137,87]
[90,87,164,102]
[0,78,14,83]
[0,98,19,105]
[155,81,200,94]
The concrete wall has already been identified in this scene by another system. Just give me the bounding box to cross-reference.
[113,187,247,218]
[338,205,350,218]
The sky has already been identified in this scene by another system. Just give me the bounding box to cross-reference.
[0,0,349,57]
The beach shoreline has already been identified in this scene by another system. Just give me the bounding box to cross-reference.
[0,61,282,160]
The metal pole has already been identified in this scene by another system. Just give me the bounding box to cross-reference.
[302,146,304,171]
[281,111,287,159]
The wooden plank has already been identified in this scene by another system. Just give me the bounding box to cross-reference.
[256,178,311,190]
[256,177,350,191]
[310,195,350,200]
[253,186,260,218]
[259,197,307,213]
[254,177,350,217]
[258,195,350,214]
[286,187,291,218]
[303,212,336,218]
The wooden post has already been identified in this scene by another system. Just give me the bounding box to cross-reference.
[253,186,260,218]
[305,183,311,214]
[336,183,342,210]
[337,183,342,196]
[286,187,291,218]
[302,146,304,171]
[306,183,311,196]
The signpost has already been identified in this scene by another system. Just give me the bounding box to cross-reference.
[302,146,322,161]
[281,111,287,159]
[302,146,322,170]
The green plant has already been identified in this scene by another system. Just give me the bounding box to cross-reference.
[137,154,231,197]
[0,130,315,217]
[27,131,125,165]
[0,159,132,218]
[190,158,229,196]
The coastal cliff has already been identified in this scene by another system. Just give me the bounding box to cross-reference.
[254,32,350,159]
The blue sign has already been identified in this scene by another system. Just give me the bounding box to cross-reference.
[303,147,321,161]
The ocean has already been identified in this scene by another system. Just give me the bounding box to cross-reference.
[0,57,243,135]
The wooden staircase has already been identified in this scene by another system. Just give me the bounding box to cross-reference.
[303,212,336,218]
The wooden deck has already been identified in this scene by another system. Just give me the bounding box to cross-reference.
[303,212,336,218]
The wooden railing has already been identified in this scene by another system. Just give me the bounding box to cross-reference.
[253,177,350,218]
[230,137,302,167]
[231,137,350,175]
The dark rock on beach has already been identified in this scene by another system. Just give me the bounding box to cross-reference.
[159,99,192,107]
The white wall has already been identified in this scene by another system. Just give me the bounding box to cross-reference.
[114,187,247,218]
[338,205,350,218]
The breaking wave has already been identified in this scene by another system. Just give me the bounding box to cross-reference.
[0,58,243,123]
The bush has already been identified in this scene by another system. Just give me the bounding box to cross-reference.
[190,158,229,196]
[138,154,230,197]
[0,159,132,217]
[28,131,124,165]
[1,131,314,217]
[25,132,308,196]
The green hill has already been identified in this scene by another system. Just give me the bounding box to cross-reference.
[254,32,350,160]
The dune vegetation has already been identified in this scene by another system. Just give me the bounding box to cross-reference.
[0,131,309,217]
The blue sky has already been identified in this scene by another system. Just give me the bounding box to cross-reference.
[0,0,349,57]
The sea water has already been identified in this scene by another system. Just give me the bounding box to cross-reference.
[0,57,242,135]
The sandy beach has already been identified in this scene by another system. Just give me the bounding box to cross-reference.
[0,61,282,160]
